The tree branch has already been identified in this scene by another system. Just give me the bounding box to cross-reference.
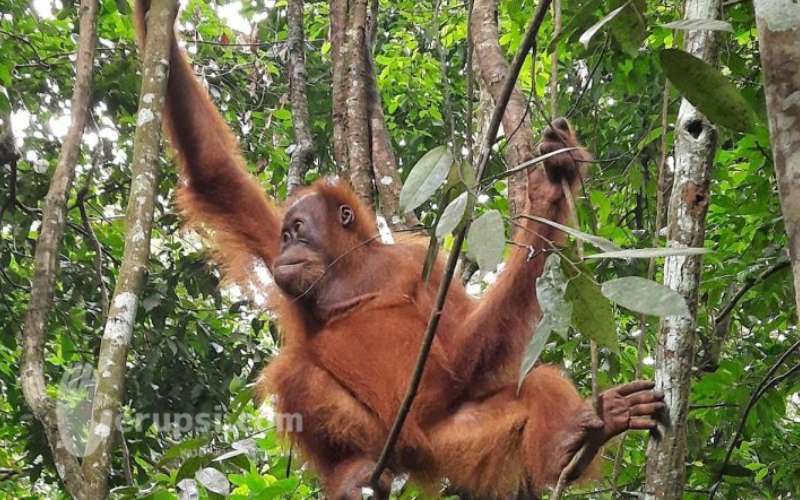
[77,141,111,320]
[715,259,790,327]
[286,0,315,195]
[708,338,800,499]
[81,0,177,495]
[19,0,99,496]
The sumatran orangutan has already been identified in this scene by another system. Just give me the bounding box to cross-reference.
[135,2,665,498]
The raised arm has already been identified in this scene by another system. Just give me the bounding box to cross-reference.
[454,118,591,381]
[134,0,282,282]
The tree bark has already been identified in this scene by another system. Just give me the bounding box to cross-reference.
[286,0,315,196]
[753,0,800,317]
[330,0,350,170]
[644,0,722,497]
[0,110,19,222]
[471,0,531,219]
[0,111,17,167]
[81,0,177,496]
[18,0,99,497]
[329,0,416,229]
[366,47,411,227]
[343,0,374,206]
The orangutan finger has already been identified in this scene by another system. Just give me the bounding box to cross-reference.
[629,417,658,430]
[616,380,656,396]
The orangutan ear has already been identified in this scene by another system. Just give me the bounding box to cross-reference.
[339,205,355,227]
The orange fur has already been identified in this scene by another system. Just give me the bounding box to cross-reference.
[136,2,601,496]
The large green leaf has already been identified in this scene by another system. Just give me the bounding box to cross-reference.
[195,467,230,495]
[608,0,647,56]
[435,192,469,239]
[661,19,733,32]
[586,247,710,259]
[157,437,210,466]
[518,254,571,391]
[399,146,453,213]
[660,48,755,132]
[601,276,690,317]
[528,216,621,252]
[467,210,505,274]
[579,0,631,48]
[563,262,619,353]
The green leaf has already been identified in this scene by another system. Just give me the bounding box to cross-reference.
[467,210,505,274]
[261,478,301,497]
[399,146,454,213]
[586,247,710,259]
[176,455,213,481]
[579,0,631,48]
[518,323,553,392]
[272,108,292,121]
[435,192,468,239]
[660,48,755,132]
[608,0,647,57]
[601,277,690,317]
[528,216,621,252]
[518,254,571,390]
[546,0,604,53]
[157,437,210,466]
[661,19,733,32]
[195,467,230,496]
[563,262,619,353]
[114,0,130,14]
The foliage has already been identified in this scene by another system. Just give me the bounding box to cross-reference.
[1,0,798,498]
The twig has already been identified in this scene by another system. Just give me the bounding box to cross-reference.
[549,0,561,116]
[77,142,110,319]
[480,146,578,185]
[552,446,589,500]
[708,338,800,499]
[689,403,738,410]
[565,35,609,119]
[368,0,554,491]
[714,259,790,326]
[118,428,133,485]
[434,0,457,149]
[465,0,475,167]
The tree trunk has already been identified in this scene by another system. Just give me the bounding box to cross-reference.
[18,0,99,496]
[471,0,531,220]
[286,0,315,196]
[81,0,177,496]
[329,0,417,229]
[753,1,800,316]
[644,0,722,497]
[0,110,19,221]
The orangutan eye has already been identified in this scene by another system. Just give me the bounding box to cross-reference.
[282,231,291,244]
[293,220,303,232]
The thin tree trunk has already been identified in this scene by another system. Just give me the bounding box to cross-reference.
[18,0,99,496]
[329,0,416,229]
[286,0,314,196]
[753,1,800,316]
[471,0,531,220]
[344,0,374,206]
[644,0,722,497]
[365,46,418,228]
[81,0,177,496]
[330,0,349,170]
[0,110,19,222]
[0,111,17,167]
[549,0,561,117]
